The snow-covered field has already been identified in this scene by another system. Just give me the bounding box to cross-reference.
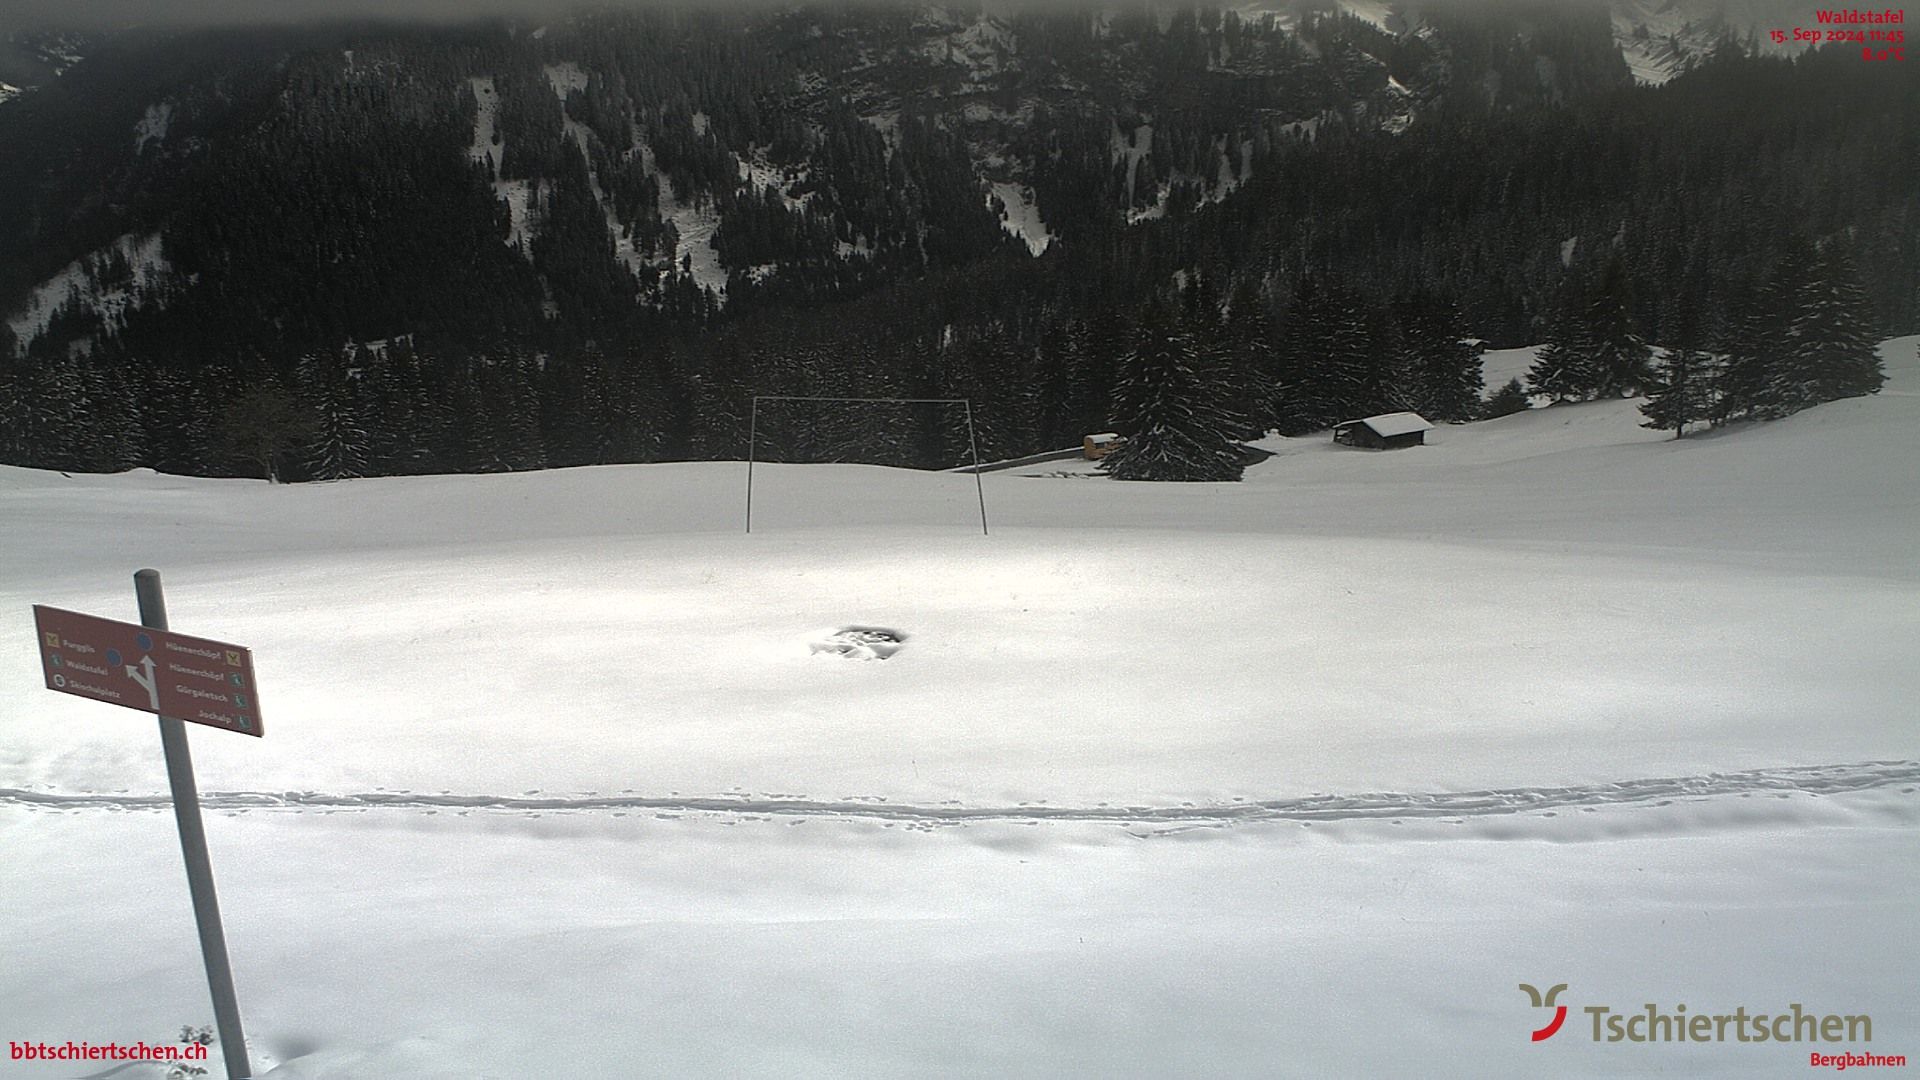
[3,340,1916,1078]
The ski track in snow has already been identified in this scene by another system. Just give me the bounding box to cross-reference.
[5,761,1913,827]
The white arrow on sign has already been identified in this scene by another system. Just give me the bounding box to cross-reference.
[126,654,160,711]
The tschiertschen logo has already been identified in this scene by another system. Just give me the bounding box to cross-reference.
[1516,981,1909,1067]
[1520,983,1569,1042]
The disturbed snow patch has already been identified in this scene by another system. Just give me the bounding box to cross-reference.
[810,626,907,660]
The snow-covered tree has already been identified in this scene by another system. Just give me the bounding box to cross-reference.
[1530,257,1652,401]
[364,343,446,475]
[493,352,548,471]
[1274,278,1383,432]
[1482,377,1531,419]
[1223,275,1281,432]
[1768,245,1885,414]
[0,355,89,469]
[299,348,371,481]
[1101,306,1249,482]
[1711,288,1789,424]
[74,357,145,472]
[1639,347,1716,438]
[1526,331,1599,403]
[1397,295,1483,422]
[0,360,40,465]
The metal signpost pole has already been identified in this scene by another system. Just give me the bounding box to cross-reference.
[133,569,254,1080]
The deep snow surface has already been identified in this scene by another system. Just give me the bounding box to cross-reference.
[1,339,1915,1078]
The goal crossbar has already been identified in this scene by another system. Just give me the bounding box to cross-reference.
[745,395,988,535]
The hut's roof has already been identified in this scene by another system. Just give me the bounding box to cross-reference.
[1334,412,1434,438]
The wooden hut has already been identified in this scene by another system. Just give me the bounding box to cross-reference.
[1331,412,1434,450]
[1083,432,1125,459]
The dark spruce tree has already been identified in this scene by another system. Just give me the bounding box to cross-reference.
[1482,378,1531,419]
[1529,257,1652,402]
[0,357,47,468]
[1769,245,1886,415]
[1639,347,1716,438]
[1100,305,1249,482]
[139,365,218,478]
[1222,276,1282,432]
[1395,294,1483,422]
[1712,279,1794,425]
[1579,257,1654,398]
[1526,324,1600,403]
[73,358,146,474]
[0,354,89,470]
[365,342,455,476]
[299,349,372,481]
[486,353,549,473]
[1640,309,1715,438]
[1274,278,1382,433]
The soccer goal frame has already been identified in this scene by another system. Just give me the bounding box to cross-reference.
[745,396,988,535]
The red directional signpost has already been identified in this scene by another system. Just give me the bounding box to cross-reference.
[34,605,263,736]
[31,570,259,1080]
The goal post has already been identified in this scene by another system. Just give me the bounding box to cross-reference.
[745,395,988,536]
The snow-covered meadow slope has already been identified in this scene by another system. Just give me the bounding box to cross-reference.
[4,341,1915,803]
[1,338,1915,1079]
